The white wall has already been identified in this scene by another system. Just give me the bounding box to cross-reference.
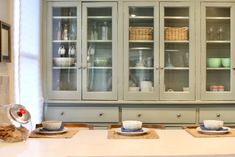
[0,0,13,104]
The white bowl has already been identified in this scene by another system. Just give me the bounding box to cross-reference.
[122,120,142,130]
[53,57,75,67]
[42,121,62,130]
[203,120,224,130]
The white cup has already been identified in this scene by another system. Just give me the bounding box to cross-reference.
[140,81,152,92]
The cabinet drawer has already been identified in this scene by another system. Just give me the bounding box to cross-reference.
[122,108,196,123]
[45,107,119,122]
[199,108,235,123]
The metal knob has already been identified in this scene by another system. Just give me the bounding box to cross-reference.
[137,114,142,118]
[99,113,104,117]
[60,112,64,116]
[176,114,181,118]
[216,114,221,118]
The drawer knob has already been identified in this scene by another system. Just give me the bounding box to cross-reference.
[60,112,64,116]
[137,114,142,118]
[99,113,104,117]
[216,114,221,118]
[176,114,181,118]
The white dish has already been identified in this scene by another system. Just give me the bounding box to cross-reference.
[196,127,231,135]
[35,127,68,134]
[115,127,149,136]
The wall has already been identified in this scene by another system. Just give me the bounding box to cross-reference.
[0,0,13,104]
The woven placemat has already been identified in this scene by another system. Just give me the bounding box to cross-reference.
[29,128,79,138]
[107,129,159,139]
[185,128,235,138]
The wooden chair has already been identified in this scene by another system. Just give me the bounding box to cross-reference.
[107,123,165,130]
[36,122,94,130]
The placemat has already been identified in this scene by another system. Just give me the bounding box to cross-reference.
[185,128,235,138]
[107,129,159,139]
[29,128,79,138]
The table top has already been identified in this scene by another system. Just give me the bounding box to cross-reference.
[1,129,235,157]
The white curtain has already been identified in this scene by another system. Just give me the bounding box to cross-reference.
[14,0,43,127]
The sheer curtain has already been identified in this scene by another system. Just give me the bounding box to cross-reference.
[14,0,43,127]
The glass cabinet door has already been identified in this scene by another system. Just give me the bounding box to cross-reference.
[46,2,81,100]
[201,3,235,100]
[159,2,195,100]
[124,2,158,100]
[82,2,117,100]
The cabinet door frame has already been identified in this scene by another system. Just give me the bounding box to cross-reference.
[82,2,118,100]
[159,1,196,100]
[123,2,159,100]
[46,1,82,100]
[200,2,235,100]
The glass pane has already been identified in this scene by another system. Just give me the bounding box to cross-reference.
[52,69,77,91]
[51,7,78,92]
[87,7,113,92]
[206,7,231,92]
[128,6,154,92]
[164,7,190,92]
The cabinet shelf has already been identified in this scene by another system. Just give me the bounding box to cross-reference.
[88,66,112,69]
[88,40,112,43]
[164,67,189,70]
[129,16,154,19]
[52,66,77,69]
[164,16,189,19]
[88,16,112,19]
[53,16,77,19]
[206,67,230,70]
[206,17,230,20]
[129,67,154,70]
[53,40,77,43]
[129,40,154,43]
[206,40,230,44]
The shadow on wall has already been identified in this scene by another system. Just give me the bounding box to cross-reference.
[0,75,10,104]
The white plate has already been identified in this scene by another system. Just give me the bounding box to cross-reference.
[196,127,231,134]
[115,128,149,136]
[35,127,68,134]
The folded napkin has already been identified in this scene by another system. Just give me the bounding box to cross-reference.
[40,125,64,132]
[121,127,143,132]
[200,124,228,131]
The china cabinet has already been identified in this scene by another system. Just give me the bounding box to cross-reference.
[46,1,81,100]
[200,2,235,100]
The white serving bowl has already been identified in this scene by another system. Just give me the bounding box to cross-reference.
[203,120,224,130]
[42,121,62,130]
[53,57,75,67]
[122,120,142,130]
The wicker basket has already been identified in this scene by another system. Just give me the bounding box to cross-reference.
[165,27,189,40]
[129,27,153,40]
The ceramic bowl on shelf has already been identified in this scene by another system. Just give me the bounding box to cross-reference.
[53,57,75,67]
[203,120,224,130]
[221,58,230,67]
[207,58,221,68]
[94,57,109,66]
[122,120,142,130]
[42,120,62,130]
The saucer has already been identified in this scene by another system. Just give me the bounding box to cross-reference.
[35,127,68,134]
[115,128,149,136]
[196,127,231,135]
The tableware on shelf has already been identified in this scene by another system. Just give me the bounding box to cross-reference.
[144,57,153,67]
[35,127,68,134]
[135,61,144,67]
[140,81,152,92]
[129,86,140,92]
[68,45,76,56]
[42,120,63,131]
[196,126,231,135]
[203,120,224,130]
[207,25,215,40]
[221,58,230,67]
[115,127,149,136]
[53,57,75,67]
[216,25,224,40]
[122,120,142,131]
[207,58,221,68]
[58,45,66,57]
[94,57,108,66]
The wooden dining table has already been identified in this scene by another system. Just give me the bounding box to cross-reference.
[1,128,235,157]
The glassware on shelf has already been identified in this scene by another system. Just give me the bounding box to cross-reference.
[216,25,224,40]
[130,47,152,67]
[90,22,98,40]
[165,49,178,67]
[69,23,76,40]
[56,21,62,40]
[101,22,109,40]
[63,24,69,40]
[58,45,66,57]
[207,25,215,40]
